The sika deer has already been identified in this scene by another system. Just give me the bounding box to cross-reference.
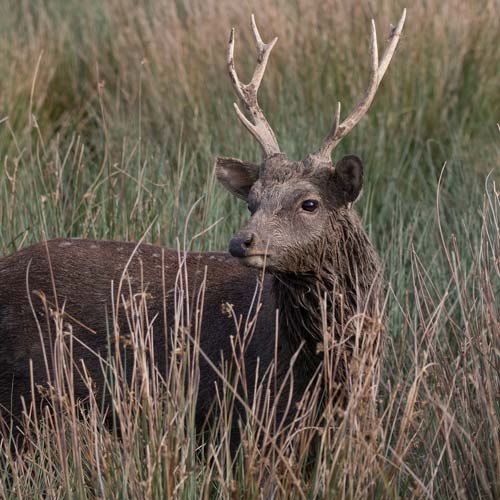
[0,12,405,448]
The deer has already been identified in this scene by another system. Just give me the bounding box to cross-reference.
[0,11,405,451]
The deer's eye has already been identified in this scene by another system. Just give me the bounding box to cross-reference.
[301,200,319,212]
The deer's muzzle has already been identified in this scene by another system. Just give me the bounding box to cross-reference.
[229,231,255,258]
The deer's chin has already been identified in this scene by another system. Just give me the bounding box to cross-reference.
[239,254,271,269]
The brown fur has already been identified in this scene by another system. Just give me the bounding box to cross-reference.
[0,240,274,426]
[0,151,382,452]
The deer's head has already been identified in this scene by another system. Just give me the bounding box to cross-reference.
[216,13,405,272]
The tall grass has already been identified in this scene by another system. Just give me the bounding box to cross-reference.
[0,0,499,498]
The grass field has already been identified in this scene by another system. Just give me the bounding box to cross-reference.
[0,0,499,498]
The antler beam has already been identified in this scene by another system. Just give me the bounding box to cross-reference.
[227,15,281,158]
[315,9,406,161]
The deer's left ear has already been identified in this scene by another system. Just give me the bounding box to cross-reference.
[332,155,363,204]
[216,156,260,201]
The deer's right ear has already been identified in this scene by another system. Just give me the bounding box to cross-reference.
[215,157,260,201]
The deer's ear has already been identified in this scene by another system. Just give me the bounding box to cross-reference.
[215,157,260,201]
[332,155,363,204]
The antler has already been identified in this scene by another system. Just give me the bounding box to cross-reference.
[227,15,281,158]
[315,9,406,161]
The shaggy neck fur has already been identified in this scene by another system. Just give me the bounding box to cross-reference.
[272,209,381,375]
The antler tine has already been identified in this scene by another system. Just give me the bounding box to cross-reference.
[227,15,281,158]
[316,9,406,161]
[378,9,407,80]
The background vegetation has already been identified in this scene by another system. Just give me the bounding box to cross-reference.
[0,0,498,498]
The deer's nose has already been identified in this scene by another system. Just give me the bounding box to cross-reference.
[229,232,254,258]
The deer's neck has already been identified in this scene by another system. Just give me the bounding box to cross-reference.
[271,210,381,370]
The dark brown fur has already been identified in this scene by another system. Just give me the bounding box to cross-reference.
[0,241,274,426]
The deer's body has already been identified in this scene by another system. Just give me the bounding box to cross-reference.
[0,11,405,446]
[0,239,275,424]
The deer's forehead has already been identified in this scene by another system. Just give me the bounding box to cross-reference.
[254,165,333,199]
[250,178,323,207]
